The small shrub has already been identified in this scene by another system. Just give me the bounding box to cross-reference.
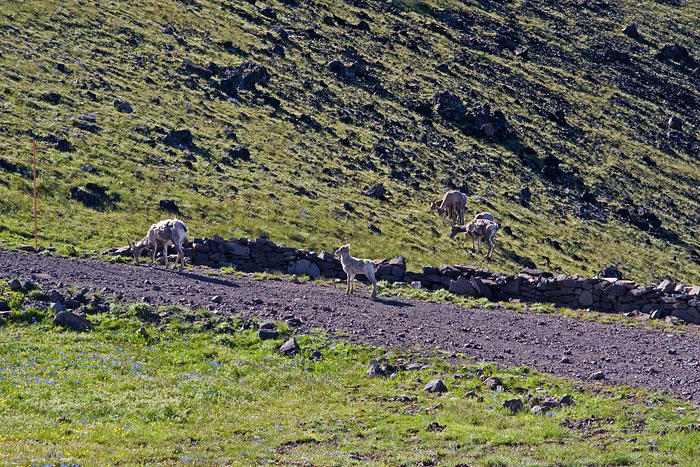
[127,302,154,320]
[57,244,80,257]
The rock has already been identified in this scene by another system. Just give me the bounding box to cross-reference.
[363,184,388,200]
[671,308,700,324]
[423,379,448,393]
[41,92,62,105]
[309,350,322,360]
[433,90,466,123]
[658,43,690,63]
[258,328,279,340]
[484,376,502,390]
[560,356,571,364]
[425,421,445,432]
[622,24,639,38]
[449,276,476,296]
[114,100,133,113]
[182,60,213,79]
[356,20,370,31]
[159,199,180,214]
[514,46,529,58]
[519,187,532,204]
[50,301,67,313]
[578,290,594,307]
[530,405,543,415]
[0,300,9,311]
[541,397,560,409]
[136,327,147,337]
[227,146,251,161]
[55,138,73,152]
[279,338,299,355]
[481,122,495,137]
[53,311,94,331]
[602,265,622,279]
[63,299,80,310]
[668,116,683,131]
[8,279,22,291]
[603,283,627,296]
[470,278,493,299]
[163,129,194,149]
[367,363,385,377]
[260,5,277,18]
[503,398,523,412]
[656,280,676,294]
[591,371,605,380]
[388,256,407,269]
[559,394,573,406]
[211,295,223,304]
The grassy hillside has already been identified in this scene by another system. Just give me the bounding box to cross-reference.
[0,0,698,283]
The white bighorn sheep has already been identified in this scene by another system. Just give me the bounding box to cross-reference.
[449,218,499,259]
[129,218,188,270]
[431,190,467,224]
[334,243,378,299]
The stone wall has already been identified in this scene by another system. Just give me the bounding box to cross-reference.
[106,236,700,324]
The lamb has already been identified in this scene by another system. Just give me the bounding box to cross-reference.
[449,218,499,259]
[129,218,188,270]
[432,190,467,224]
[334,243,378,299]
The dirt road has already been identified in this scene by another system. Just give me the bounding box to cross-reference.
[2,250,699,400]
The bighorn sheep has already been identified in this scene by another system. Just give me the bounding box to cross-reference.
[472,212,494,222]
[431,191,467,224]
[334,244,378,299]
[449,218,499,259]
[129,218,188,270]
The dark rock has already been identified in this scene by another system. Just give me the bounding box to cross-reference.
[159,199,180,214]
[258,328,279,340]
[367,223,381,234]
[53,311,94,331]
[503,398,523,412]
[363,184,388,200]
[426,421,445,432]
[114,100,133,113]
[48,290,64,303]
[228,146,251,161]
[658,44,690,63]
[591,371,605,380]
[668,116,683,131]
[41,92,62,105]
[8,279,22,291]
[367,363,385,377]
[279,338,300,355]
[423,379,448,393]
[602,265,622,279]
[63,299,80,310]
[0,300,9,311]
[449,276,476,296]
[260,5,277,18]
[163,129,194,149]
[559,394,573,406]
[309,350,322,360]
[519,187,532,204]
[433,90,466,123]
[622,24,639,38]
[56,138,73,152]
[356,20,370,31]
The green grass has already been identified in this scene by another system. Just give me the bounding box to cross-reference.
[0,0,698,285]
[2,296,700,465]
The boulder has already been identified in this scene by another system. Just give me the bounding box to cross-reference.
[622,24,639,38]
[159,199,180,214]
[470,278,493,299]
[503,398,523,412]
[53,311,94,331]
[449,276,476,296]
[162,129,194,149]
[433,90,466,123]
[279,338,300,355]
[258,328,278,340]
[423,379,448,393]
[671,308,700,324]
[114,100,133,113]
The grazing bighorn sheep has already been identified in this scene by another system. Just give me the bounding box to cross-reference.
[472,212,494,222]
[449,218,499,259]
[129,218,188,270]
[334,243,378,299]
[431,190,467,224]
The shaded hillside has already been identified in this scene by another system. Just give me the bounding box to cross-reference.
[0,0,698,283]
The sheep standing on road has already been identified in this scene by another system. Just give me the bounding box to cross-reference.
[450,217,499,259]
[130,218,188,270]
[334,243,378,299]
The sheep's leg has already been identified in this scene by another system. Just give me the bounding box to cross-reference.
[176,243,184,270]
[151,244,156,267]
[471,234,476,251]
[367,268,377,299]
[163,244,169,268]
[346,273,352,294]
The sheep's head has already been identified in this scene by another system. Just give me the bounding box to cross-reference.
[334,243,350,256]
[429,199,441,212]
[449,225,462,239]
[129,240,147,262]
